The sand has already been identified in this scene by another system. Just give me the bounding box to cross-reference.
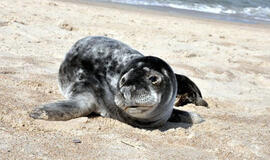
[0,0,270,159]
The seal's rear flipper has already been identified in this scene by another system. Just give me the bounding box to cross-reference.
[29,94,96,121]
[168,109,204,124]
[175,74,208,107]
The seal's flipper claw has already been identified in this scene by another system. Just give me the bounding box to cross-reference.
[30,97,95,121]
[174,74,208,107]
[168,109,204,124]
[195,98,208,107]
[30,107,50,120]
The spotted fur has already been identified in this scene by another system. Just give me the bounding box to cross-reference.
[30,36,207,128]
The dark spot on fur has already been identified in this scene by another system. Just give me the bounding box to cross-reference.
[109,65,115,71]
[111,60,118,68]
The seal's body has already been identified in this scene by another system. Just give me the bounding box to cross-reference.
[30,36,207,128]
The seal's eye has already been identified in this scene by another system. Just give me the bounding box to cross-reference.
[121,77,126,84]
[149,75,160,84]
[120,77,126,87]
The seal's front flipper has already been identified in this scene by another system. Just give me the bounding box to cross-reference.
[29,95,96,121]
[168,109,204,124]
[174,74,208,107]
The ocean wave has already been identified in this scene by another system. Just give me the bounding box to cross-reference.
[108,0,270,22]
[166,3,236,15]
[241,7,270,21]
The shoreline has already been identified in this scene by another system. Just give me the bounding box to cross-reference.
[62,0,270,26]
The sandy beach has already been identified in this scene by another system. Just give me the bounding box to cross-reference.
[0,0,270,159]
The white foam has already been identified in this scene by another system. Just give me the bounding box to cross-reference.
[240,7,270,21]
[107,0,270,22]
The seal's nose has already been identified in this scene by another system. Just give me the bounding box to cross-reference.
[120,86,131,100]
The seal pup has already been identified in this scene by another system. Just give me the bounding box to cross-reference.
[30,36,207,128]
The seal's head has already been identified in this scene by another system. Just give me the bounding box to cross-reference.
[115,56,177,125]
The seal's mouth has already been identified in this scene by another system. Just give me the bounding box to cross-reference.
[124,105,154,114]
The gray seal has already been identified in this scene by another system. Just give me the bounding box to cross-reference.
[30,36,207,128]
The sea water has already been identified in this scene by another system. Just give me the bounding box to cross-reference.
[98,0,270,24]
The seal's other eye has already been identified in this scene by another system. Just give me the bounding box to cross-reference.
[149,75,160,84]
[119,76,126,87]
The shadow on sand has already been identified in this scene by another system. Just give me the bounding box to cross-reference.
[159,122,193,132]
[159,109,204,132]
[87,109,203,132]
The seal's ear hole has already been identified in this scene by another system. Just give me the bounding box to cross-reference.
[148,75,161,85]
